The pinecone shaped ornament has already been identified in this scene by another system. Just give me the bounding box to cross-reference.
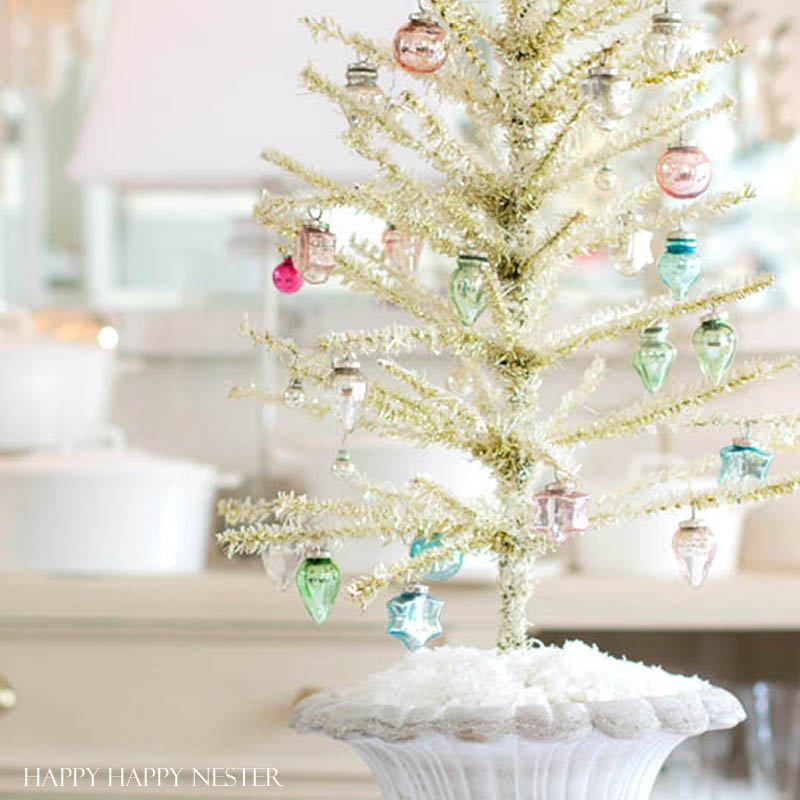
[296,550,341,624]
[673,515,717,588]
[692,312,737,385]
[450,252,488,325]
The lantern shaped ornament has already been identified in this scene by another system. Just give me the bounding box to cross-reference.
[582,65,633,130]
[655,143,712,199]
[657,229,702,300]
[386,584,444,651]
[295,214,337,285]
[718,425,773,485]
[692,312,737,386]
[672,514,717,588]
[532,479,590,546]
[328,353,368,434]
[382,224,423,274]
[631,321,676,393]
[342,60,385,127]
[644,7,689,71]
[393,12,449,74]
[450,252,488,325]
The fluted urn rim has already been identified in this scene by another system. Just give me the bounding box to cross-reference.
[291,685,745,743]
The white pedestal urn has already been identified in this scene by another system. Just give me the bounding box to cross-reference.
[292,679,745,800]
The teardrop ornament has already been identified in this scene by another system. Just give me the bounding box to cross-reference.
[262,544,303,591]
[672,517,717,588]
[296,553,341,624]
[449,253,487,326]
[692,313,737,386]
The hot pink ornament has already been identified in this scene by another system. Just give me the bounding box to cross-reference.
[392,13,449,75]
[272,257,303,294]
[655,144,713,199]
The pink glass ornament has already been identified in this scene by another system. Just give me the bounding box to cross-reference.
[272,257,303,294]
[392,13,449,74]
[295,220,336,285]
[672,516,717,588]
[532,480,590,546]
[655,144,712,199]
[382,224,423,274]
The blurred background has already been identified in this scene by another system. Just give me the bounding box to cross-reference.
[0,0,799,798]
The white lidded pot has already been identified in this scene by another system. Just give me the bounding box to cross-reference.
[0,429,237,575]
[0,307,115,452]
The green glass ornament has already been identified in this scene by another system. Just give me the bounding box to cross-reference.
[449,253,487,325]
[657,230,702,300]
[631,321,676,393]
[296,552,340,624]
[692,313,737,386]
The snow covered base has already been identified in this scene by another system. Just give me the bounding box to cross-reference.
[291,643,745,800]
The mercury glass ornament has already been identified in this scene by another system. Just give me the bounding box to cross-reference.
[272,256,303,294]
[611,211,653,277]
[295,218,337,285]
[657,230,702,300]
[328,353,368,434]
[446,367,475,398]
[262,544,303,591]
[582,66,633,130]
[595,165,618,191]
[282,377,306,408]
[409,532,464,582]
[718,431,773,485]
[644,7,688,71]
[655,144,712,199]
[450,252,487,326]
[532,480,590,545]
[296,551,341,624]
[382,224,423,274]
[343,60,384,127]
[631,321,676,393]
[392,12,449,74]
[672,516,717,587]
[386,584,444,651]
[692,313,737,385]
[331,447,355,479]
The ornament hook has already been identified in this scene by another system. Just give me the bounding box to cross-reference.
[739,419,753,441]
[307,206,324,222]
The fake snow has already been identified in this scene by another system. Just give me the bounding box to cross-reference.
[338,641,707,708]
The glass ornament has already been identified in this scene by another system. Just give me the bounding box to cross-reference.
[655,144,712,199]
[409,532,464,582]
[582,66,633,130]
[450,252,487,326]
[446,367,475,398]
[718,429,773,485]
[262,544,303,591]
[644,8,689,71]
[611,211,653,277]
[692,313,737,386]
[328,353,368,434]
[342,60,384,127]
[282,377,306,408]
[631,321,676,393]
[672,515,717,588]
[595,165,618,191]
[532,479,590,546]
[296,551,341,624]
[386,584,444,651]
[272,256,303,294]
[382,224,423,274]
[331,447,355,479]
[657,230,702,300]
[295,217,337,285]
[392,12,449,74]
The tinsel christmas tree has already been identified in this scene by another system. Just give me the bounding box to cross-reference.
[218,0,800,651]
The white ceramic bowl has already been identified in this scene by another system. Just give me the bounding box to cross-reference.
[0,445,233,574]
[0,309,116,452]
